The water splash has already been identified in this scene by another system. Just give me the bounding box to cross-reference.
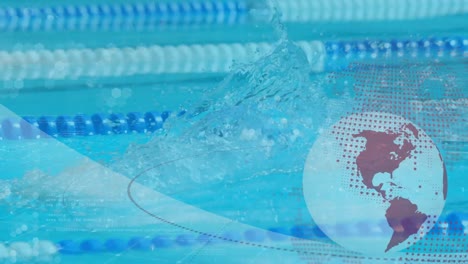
[0,0,336,229]
[107,4,339,230]
[110,32,335,230]
[126,40,319,165]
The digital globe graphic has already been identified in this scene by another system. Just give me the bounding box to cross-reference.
[303,112,447,255]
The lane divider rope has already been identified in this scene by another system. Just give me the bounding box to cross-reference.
[0,36,465,81]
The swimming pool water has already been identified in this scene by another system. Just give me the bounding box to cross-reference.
[0,1,467,263]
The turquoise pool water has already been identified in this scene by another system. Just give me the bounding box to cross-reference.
[0,1,467,263]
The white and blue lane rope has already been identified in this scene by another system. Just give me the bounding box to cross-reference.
[55,215,468,254]
[0,0,466,32]
[0,36,465,80]
[1,212,466,259]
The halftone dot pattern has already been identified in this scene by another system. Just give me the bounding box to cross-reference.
[410,216,468,256]
[342,62,467,171]
[295,60,467,263]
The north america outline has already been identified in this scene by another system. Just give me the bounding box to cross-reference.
[303,112,447,255]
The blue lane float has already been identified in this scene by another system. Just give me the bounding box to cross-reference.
[104,239,129,252]
[0,110,176,140]
[325,37,466,55]
[57,240,82,255]
[0,1,249,31]
[80,239,104,253]
[128,237,153,250]
[151,235,173,248]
